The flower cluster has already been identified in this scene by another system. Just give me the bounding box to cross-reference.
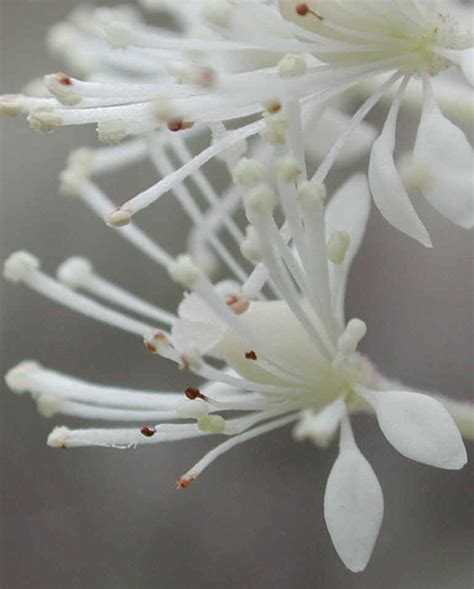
[2,0,473,574]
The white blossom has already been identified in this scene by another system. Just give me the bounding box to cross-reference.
[4,151,470,572]
[2,0,473,575]
[1,0,473,245]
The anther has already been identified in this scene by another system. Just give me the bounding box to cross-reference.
[233,158,265,188]
[144,331,170,354]
[168,255,200,289]
[278,54,307,78]
[167,120,194,132]
[45,73,81,106]
[265,99,282,114]
[176,476,196,490]
[245,350,257,360]
[97,120,128,144]
[296,2,323,20]
[106,208,131,228]
[296,3,309,15]
[0,94,23,116]
[56,257,93,290]
[185,387,207,401]
[327,230,351,265]
[225,294,250,315]
[140,426,156,437]
[274,155,300,182]
[4,251,40,283]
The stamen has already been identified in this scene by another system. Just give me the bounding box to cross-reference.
[185,387,207,401]
[56,257,176,326]
[4,252,156,337]
[176,413,298,488]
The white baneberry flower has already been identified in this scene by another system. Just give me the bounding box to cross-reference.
[1,1,472,247]
[1,0,473,574]
[4,149,471,572]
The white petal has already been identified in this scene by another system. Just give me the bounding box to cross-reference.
[324,418,384,573]
[459,48,474,87]
[370,391,468,469]
[171,319,225,354]
[177,292,220,324]
[325,174,371,324]
[414,96,474,228]
[369,128,432,247]
[306,107,377,166]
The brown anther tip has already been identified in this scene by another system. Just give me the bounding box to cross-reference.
[200,68,215,88]
[153,331,167,341]
[266,100,282,114]
[167,120,193,132]
[176,476,195,490]
[296,3,309,16]
[145,343,157,353]
[185,387,207,401]
[226,294,250,315]
[57,73,72,86]
[245,350,257,361]
[140,426,156,437]
[107,208,131,228]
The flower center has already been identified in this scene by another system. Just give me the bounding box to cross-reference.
[212,300,378,410]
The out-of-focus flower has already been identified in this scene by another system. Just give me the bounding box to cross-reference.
[4,154,471,571]
[1,1,472,245]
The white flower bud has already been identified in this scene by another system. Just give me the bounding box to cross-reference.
[56,257,93,289]
[4,251,40,283]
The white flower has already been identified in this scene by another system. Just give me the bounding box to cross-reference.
[2,0,472,245]
[1,0,473,574]
[4,152,470,572]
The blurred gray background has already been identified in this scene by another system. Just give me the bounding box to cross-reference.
[1,1,473,588]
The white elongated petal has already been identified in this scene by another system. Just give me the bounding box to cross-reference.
[325,174,371,324]
[367,390,468,469]
[324,417,384,573]
[369,129,432,247]
[306,107,377,166]
[414,96,474,228]
[459,48,474,86]
[171,318,225,354]
[178,292,221,324]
